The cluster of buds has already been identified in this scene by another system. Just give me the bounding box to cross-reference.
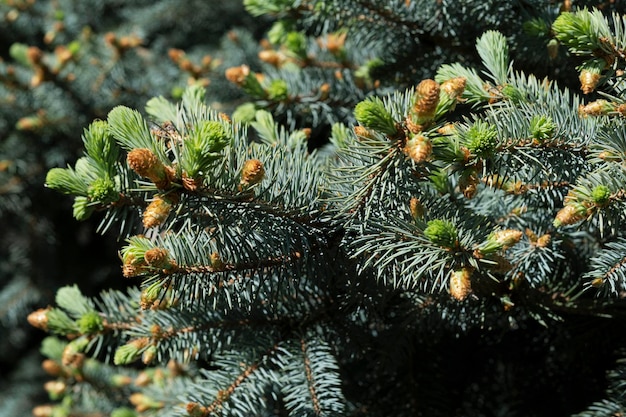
[168,48,213,84]
[525,228,552,248]
[225,65,266,98]
[554,184,613,227]
[104,32,143,55]
[579,99,626,117]
[122,237,177,278]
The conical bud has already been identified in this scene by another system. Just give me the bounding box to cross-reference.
[240,159,265,186]
[41,359,62,376]
[553,203,588,227]
[409,197,424,221]
[407,79,440,133]
[578,99,613,117]
[441,77,466,101]
[404,134,432,163]
[477,229,523,255]
[144,247,174,270]
[591,185,611,206]
[424,219,458,249]
[143,195,172,228]
[127,148,170,189]
[114,337,150,365]
[450,267,472,301]
[579,69,601,94]
[28,308,50,331]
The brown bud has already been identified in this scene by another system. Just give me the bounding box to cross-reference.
[26,46,44,65]
[32,405,55,417]
[579,99,612,117]
[44,380,66,396]
[554,204,588,227]
[325,32,347,54]
[409,197,424,220]
[144,247,172,269]
[241,159,265,186]
[354,125,373,139]
[408,79,440,129]
[127,148,170,188]
[536,233,551,248]
[187,402,209,417]
[41,359,62,376]
[580,70,601,94]
[225,65,250,86]
[28,308,50,331]
[450,267,472,301]
[492,229,523,249]
[404,134,432,163]
[441,77,466,101]
[210,252,226,271]
[61,346,85,369]
[258,50,285,67]
[142,196,172,229]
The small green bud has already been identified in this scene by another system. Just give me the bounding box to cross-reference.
[114,338,150,365]
[591,185,611,206]
[9,42,30,66]
[501,84,525,103]
[354,98,398,136]
[267,79,289,100]
[76,311,104,334]
[529,115,556,142]
[87,177,118,202]
[111,407,137,417]
[67,40,81,55]
[284,31,307,57]
[424,219,458,249]
[232,103,258,123]
[465,120,498,157]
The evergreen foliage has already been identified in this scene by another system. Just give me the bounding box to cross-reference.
[4,1,626,416]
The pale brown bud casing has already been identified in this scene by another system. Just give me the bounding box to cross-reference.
[413,79,440,118]
[241,159,265,186]
[404,134,432,163]
[579,70,601,94]
[28,308,50,331]
[450,267,472,301]
[143,196,172,229]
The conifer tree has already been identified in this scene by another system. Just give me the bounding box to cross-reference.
[8,1,626,416]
